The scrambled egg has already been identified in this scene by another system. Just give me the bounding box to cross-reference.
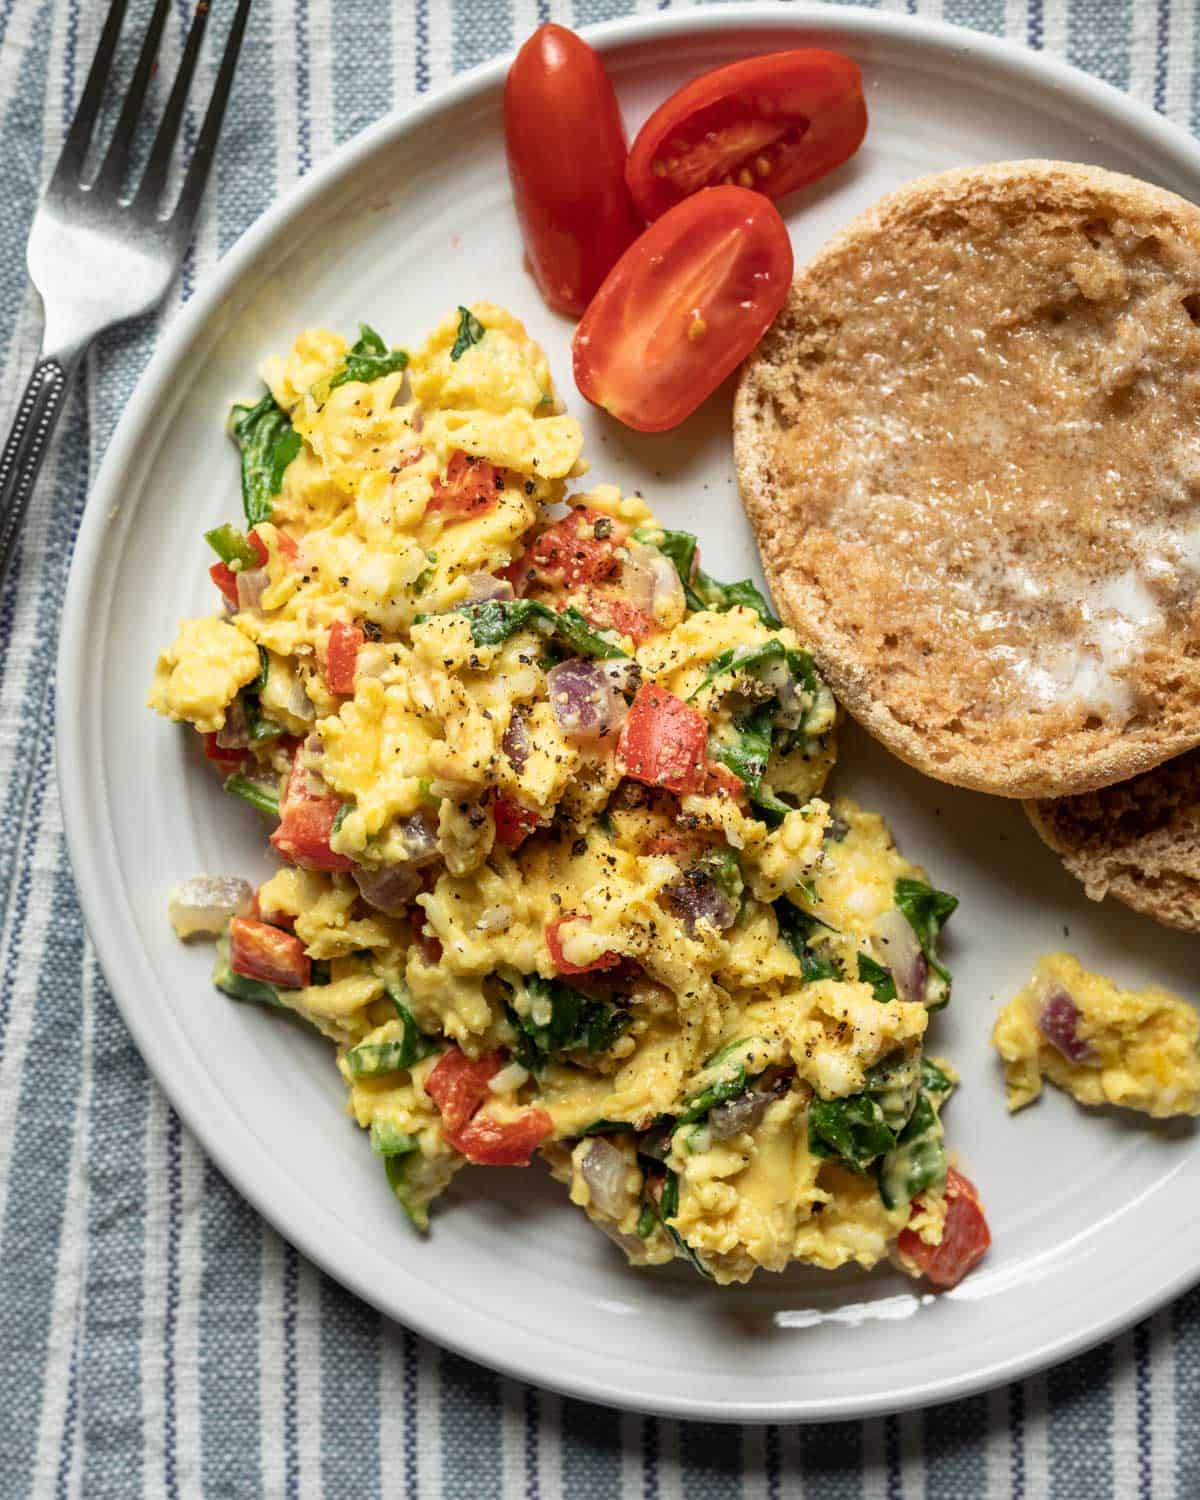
[992,952,1200,1118]
[149,303,969,1283]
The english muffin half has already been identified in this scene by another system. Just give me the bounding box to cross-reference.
[1027,751,1200,931]
[735,160,1200,798]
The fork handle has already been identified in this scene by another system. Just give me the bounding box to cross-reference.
[0,355,78,587]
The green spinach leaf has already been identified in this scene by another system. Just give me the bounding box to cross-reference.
[857,952,897,1002]
[230,392,302,527]
[450,306,486,360]
[894,877,959,1008]
[877,1090,947,1209]
[506,976,630,1073]
[656,1169,713,1278]
[329,323,409,389]
[459,598,628,659]
[774,900,842,983]
[631,525,781,627]
[808,1094,896,1173]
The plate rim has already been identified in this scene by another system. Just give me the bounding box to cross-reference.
[56,1,1200,1422]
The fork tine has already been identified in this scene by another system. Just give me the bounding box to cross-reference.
[51,0,128,189]
[93,0,172,197]
[132,1,212,218]
[169,0,251,242]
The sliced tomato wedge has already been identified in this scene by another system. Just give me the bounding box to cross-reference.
[503,507,627,594]
[617,683,710,794]
[897,1167,991,1289]
[573,186,794,433]
[626,50,867,220]
[202,732,246,773]
[505,24,641,317]
[697,759,747,803]
[580,590,657,645]
[426,1047,504,1134]
[492,797,546,850]
[269,751,353,872]
[229,915,310,989]
[428,450,502,523]
[327,620,364,695]
[448,1108,553,1166]
[545,913,622,976]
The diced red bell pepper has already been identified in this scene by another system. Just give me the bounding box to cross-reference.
[492,797,546,850]
[428,450,501,523]
[210,562,240,608]
[545,913,622,976]
[897,1167,991,1289]
[448,1108,553,1166]
[327,620,364,695]
[426,1047,504,1133]
[229,915,311,989]
[269,752,353,872]
[617,683,709,794]
[202,732,246,773]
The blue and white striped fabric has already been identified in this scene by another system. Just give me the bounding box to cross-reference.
[1,0,1199,1494]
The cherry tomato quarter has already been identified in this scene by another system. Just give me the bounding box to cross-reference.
[625,49,867,221]
[504,25,641,317]
[573,185,793,433]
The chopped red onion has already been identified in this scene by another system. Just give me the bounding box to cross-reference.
[647,552,685,616]
[871,907,927,1004]
[580,1137,629,1219]
[637,1122,673,1161]
[619,542,658,612]
[502,711,530,772]
[708,1071,791,1140]
[286,674,315,723]
[168,876,253,938]
[619,541,685,619]
[1037,988,1092,1063]
[464,572,515,604]
[398,810,440,866]
[215,696,250,750]
[352,862,423,915]
[665,870,737,936]
[547,658,627,743]
[235,567,269,612]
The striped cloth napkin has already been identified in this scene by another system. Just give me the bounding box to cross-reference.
[1,0,1198,1494]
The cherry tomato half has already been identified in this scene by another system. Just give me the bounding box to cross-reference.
[626,49,867,221]
[573,185,793,432]
[504,25,642,317]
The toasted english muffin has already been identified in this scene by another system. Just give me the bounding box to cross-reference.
[735,160,1200,799]
[1027,750,1200,931]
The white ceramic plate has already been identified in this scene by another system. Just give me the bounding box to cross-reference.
[59,4,1200,1422]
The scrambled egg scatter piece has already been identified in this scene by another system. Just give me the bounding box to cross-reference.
[148,617,262,733]
[993,952,1200,1118]
[148,304,976,1287]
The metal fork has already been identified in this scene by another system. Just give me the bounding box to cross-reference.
[0,0,251,584]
